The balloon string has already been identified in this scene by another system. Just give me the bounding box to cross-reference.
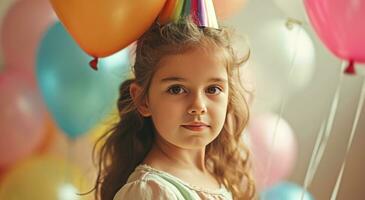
[330,76,365,200]
[263,21,301,187]
[309,71,341,178]
[301,118,326,193]
[300,61,346,200]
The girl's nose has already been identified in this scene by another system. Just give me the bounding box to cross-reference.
[188,107,207,115]
[187,94,207,116]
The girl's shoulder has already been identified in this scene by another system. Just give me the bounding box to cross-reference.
[113,164,184,200]
[113,168,177,200]
[113,164,233,200]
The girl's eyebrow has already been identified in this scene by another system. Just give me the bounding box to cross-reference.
[160,76,227,84]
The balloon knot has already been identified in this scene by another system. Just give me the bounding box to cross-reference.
[344,60,355,75]
[89,57,99,71]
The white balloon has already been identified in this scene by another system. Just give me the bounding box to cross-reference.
[249,19,316,112]
[273,0,307,22]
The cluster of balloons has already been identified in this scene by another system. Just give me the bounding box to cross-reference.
[0,0,248,198]
[0,0,130,166]
[0,0,130,198]
[245,2,365,198]
[4,0,362,198]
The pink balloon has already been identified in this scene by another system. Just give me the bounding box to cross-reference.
[213,0,247,19]
[247,113,298,191]
[0,68,46,167]
[304,0,365,74]
[0,0,56,72]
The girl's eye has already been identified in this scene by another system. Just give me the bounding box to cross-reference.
[206,86,223,95]
[167,85,186,95]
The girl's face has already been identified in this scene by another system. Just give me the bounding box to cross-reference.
[145,47,229,150]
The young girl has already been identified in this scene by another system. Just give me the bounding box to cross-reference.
[92,17,256,200]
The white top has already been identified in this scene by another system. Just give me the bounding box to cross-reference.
[113,164,233,200]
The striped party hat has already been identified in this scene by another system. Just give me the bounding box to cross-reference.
[158,0,219,29]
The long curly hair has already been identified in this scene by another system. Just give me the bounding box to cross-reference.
[91,17,256,200]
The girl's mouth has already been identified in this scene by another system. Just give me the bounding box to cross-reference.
[181,125,209,131]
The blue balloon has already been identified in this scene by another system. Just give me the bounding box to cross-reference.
[37,22,130,139]
[260,181,315,200]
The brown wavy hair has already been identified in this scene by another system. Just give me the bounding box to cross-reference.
[91,17,256,200]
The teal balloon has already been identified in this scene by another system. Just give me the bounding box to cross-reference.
[260,181,315,200]
[36,22,129,139]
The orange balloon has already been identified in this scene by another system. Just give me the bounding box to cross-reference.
[213,0,247,19]
[49,0,166,58]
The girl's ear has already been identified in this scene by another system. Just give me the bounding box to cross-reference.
[130,82,152,117]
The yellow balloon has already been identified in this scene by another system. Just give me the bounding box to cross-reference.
[0,156,93,200]
[88,109,119,150]
[49,0,166,58]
